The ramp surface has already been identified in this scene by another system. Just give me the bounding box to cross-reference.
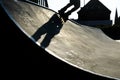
[1,0,120,79]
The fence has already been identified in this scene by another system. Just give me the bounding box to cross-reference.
[25,0,48,7]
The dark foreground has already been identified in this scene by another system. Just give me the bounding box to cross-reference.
[0,4,116,80]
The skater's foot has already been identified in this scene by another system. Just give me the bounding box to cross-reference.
[58,10,64,16]
[63,13,70,20]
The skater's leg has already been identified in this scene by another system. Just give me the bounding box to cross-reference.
[58,3,72,14]
[40,33,55,48]
[65,3,80,16]
[63,3,80,20]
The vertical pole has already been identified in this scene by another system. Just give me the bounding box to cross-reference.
[43,0,45,7]
[84,0,85,6]
[40,0,41,5]
[44,0,48,7]
[38,0,40,5]
[38,0,39,5]
[41,0,42,6]
[42,0,44,6]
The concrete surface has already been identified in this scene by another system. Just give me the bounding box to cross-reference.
[1,0,120,79]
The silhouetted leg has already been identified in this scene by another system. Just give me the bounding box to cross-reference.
[58,3,72,15]
[40,33,55,48]
[32,26,46,41]
[65,4,80,16]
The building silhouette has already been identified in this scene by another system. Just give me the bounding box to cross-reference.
[101,8,120,40]
[77,0,112,27]
[114,9,120,25]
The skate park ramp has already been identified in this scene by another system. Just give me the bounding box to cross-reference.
[1,0,120,79]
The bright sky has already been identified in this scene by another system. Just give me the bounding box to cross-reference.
[48,0,120,23]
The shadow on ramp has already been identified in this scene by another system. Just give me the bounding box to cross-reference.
[1,0,120,80]
[32,14,63,48]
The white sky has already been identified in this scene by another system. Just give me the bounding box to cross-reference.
[48,0,120,22]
